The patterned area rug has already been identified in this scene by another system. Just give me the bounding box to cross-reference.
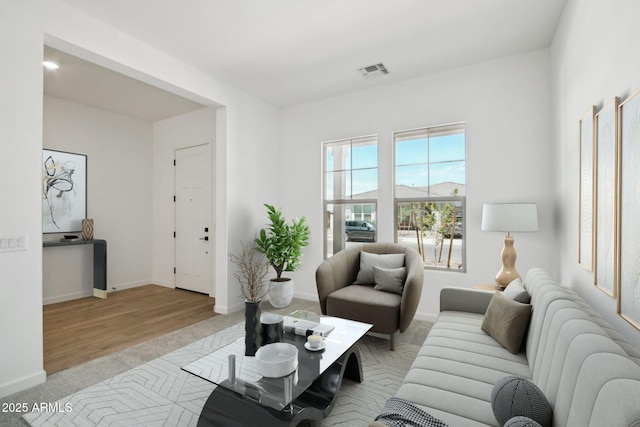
[23,323,419,426]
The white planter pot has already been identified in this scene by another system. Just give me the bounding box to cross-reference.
[269,279,293,308]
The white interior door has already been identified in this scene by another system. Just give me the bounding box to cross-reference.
[175,144,212,295]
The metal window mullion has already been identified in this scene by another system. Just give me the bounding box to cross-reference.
[326,199,378,205]
[426,133,430,197]
[394,196,465,204]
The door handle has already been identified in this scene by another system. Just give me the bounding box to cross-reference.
[199,236,209,241]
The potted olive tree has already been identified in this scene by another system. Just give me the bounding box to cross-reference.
[254,204,310,308]
[229,241,270,355]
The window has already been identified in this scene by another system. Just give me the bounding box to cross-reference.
[323,136,377,258]
[394,123,466,271]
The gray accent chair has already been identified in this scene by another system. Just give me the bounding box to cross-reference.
[315,243,424,350]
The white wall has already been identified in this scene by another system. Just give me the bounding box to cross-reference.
[0,1,47,398]
[223,92,281,313]
[152,107,216,289]
[280,49,555,321]
[0,0,280,398]
[42,96,153,303]
[551,0,640,347]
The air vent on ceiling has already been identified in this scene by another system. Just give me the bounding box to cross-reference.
[358,63,389,78]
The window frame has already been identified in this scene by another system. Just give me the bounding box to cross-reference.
[393,122,466,272]
[322,135,378,259]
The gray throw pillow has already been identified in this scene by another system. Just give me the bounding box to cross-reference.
[503,278,530,304]
[481,292,532,353]
[504,417,543,427]
[491,376,552,427]
[372,266,406,295]
[354,252,405,285]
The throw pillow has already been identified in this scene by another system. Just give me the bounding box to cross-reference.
[481,292,532,353]
[375,397,449,427]
[372,266,406,295]
[504,417,543,427]
[503,278,530,304]
[354,252,405,285]
[491,376,552,427]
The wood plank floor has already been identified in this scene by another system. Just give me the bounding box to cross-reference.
[44,285,216,375]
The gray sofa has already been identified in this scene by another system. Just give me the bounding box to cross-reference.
[372,268,640,426]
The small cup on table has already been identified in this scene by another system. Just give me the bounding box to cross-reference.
[307,334,323,349]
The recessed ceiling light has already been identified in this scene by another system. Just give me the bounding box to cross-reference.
[43,61,60,70]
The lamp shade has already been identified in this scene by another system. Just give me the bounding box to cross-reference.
[481,203,538,233]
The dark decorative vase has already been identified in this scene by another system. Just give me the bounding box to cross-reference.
[244,300,262,356]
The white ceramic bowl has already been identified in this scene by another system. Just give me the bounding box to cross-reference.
[255,343,298,378]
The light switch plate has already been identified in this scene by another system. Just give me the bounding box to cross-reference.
[0,234,28,252]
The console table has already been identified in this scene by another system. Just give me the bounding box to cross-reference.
[43,239,108,299]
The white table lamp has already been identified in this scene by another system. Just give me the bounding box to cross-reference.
[481,203,538,289]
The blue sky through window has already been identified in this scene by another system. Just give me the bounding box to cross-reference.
[396,133,465,187]
[325,131,464,199]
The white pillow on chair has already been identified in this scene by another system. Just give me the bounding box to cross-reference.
[354,252,405,285]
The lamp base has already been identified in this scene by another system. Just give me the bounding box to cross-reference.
[495,235,521,289]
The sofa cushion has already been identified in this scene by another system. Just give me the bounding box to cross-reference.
[491,376,552,427]
[373,266,406,294]
[354,252,405,285]
[326,284,401,334]
[503,279,530,304]
[394,310,531,426]
[482,293,532,354]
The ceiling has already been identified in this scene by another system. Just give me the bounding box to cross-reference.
[43,46,207,122]
[51,0,567,115]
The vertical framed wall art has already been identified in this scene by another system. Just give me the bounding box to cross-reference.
[42,149,87,233]
[578,106,595,270]
[594,97,618,297]
[618,90,640,330]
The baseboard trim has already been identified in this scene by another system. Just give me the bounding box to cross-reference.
[150,280,174,288]
[44,281,153,305]
[108,280,151,292]
[0,369,46,399]
[43,290,93,305]
[212,303,230,315]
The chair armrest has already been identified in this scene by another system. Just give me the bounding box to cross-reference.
[439,287,494,314]
[399,248,424,332]
[316,245,363,314]
[315,261,336,314]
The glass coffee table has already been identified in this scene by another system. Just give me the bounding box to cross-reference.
[182,311,372,426]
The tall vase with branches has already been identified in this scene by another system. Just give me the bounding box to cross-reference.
[229,241,270,355]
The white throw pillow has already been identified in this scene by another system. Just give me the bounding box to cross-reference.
[354,252,405,285]
[503,278,530,304]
